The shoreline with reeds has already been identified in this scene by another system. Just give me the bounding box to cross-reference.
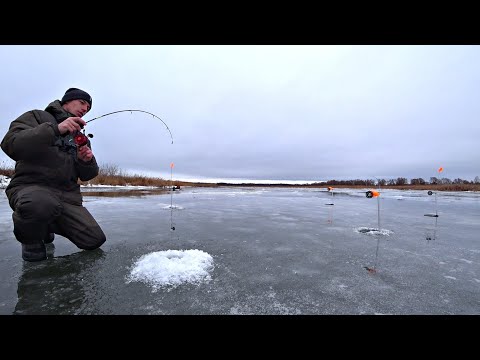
[1,162,479,192]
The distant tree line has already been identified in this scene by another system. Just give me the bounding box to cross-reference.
[323,176,480,186]
[1,160,479,187]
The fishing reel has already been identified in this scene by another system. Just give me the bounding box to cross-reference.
[366,190,379,198]
[73,130,94,147]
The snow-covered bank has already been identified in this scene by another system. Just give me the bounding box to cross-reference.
[0,175,10,189]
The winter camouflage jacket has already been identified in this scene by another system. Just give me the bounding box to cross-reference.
[1,100,98,205]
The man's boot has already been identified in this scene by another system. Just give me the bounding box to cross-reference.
[21,243,47,262]
[44,232,55,244]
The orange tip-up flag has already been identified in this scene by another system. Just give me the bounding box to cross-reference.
[438,167,443,173]
[170,162,174,169]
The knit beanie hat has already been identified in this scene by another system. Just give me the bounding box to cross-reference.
[61,88,92,110]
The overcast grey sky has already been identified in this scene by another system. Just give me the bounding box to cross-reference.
[1,45,479,182]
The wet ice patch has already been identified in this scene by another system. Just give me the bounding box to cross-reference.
[162,204,184,210]
[157,203,184,210]
[355,227,394,236]
[444,276,457,280]
[126,249,214,291]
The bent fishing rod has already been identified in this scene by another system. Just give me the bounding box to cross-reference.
[73,109,174,146]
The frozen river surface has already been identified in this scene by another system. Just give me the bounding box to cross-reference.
[1,186,479,315]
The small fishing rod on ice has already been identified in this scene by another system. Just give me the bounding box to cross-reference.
[424,167,443,241]
[73,109,174,146]
[364,176,382,274]
[170,162,176,231]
